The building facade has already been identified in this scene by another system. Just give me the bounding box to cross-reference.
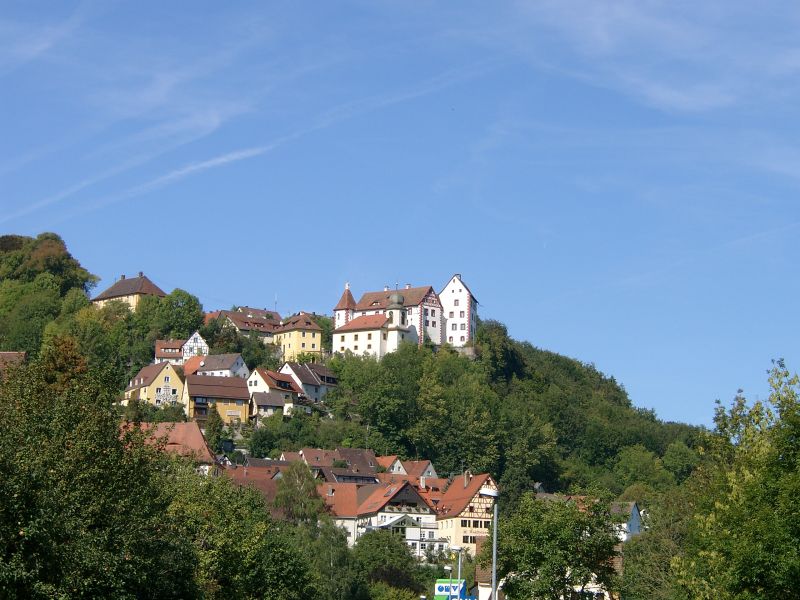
[439,273,479,347]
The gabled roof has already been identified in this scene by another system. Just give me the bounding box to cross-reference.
[281,451,302,462]
[355,286,437,311]
[251,391,286,408]
[183,355,205,376]
[300,447,340,467]
[235,306,281,321]
[126,362,171,391]
[334,286,357,311]
[334,314,388,333]
[224,465,282,516]
[196,353,242,372]
[283,362,337,387]
[336,447,378,473]
[185,374,249,400]
[437,473,495,518]
[137,421,216,465]
[319,482,362,518]
[155,339,186,358]
[440,273,479,304]
[357,481,428,516]
[92,273,166,302]
[256,368,303,394]
[276,312,322,333]
[219,310,280,334]
[376,455,399,470]
[402,460,434,478]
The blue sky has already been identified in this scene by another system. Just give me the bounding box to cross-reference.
[2,1,799,426]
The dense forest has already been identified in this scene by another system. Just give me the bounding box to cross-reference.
[1,232,798,599]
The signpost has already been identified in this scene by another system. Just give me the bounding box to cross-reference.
[433,579,468,600]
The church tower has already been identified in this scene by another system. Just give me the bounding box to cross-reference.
[333,282,356,329]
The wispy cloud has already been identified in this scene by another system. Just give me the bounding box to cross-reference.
[0,8,85,74]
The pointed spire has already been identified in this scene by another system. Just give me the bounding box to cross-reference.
[334,283,357,311]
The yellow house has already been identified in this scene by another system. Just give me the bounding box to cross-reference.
[91,272,166,310]
[182,374,250,425]
[273,312,323,361]
[436,472,498,557]
[124,362,184,407]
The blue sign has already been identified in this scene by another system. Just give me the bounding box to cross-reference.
[433,579,466,599]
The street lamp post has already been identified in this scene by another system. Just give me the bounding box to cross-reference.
[450,544,463,593]
[444,565,453,599]
[479,487,500,600]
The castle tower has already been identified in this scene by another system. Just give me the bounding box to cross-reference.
[333,282,356,329]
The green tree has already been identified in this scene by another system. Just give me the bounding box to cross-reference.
[674,362,800,599]
[491,494,621,600]
[0,336,196,598]
[353,530,421,592]
[204,403,225,454]
[273,461,325,524]
[157,288,204,339]
[661,440,699,484]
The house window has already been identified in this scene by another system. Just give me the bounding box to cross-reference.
[312,343,316,349]
[454,299,459,306]
[461,519,469,527]
[424,308,429,316]
[460,336,465,342]
[449,336,453,342]
[463,535,476,544]
[431,309,435,316]
[383,333,387,340]
[420,543,427,550]
[354,345,358,351]
[354,334,359,341]
[431,321,436,327]
[302,331,306,337]
[449,311,454,318]
[460,311,465,318]
[340,335,345,341]
[425,319,429,326]
[428,531,434,539]
[368,333,372,340]
[408,308,413,315]
[460,323,466,330]
[156,388,162,393]
[473,520,481,528]
[367,344,372,350]
[164,376,171,383]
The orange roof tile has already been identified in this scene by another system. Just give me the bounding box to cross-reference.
[183,355,205,376]
[137,421,216,465]
[334,287,357,311]
[355,286,437,311]
[334,314,388,333]
[437,473,495,518]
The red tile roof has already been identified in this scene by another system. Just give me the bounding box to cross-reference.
[334,314,388,333]
[354,286,436,311]
[402,460,435,478]
[318,482,362,517]
[183,355,205,376]
[334,287,357,311]
[185,374,249,400]
[376,455,398,470]
[218,310,281,334]
[257,369,303,394]
[137,421,216,465]
[236,306,281,321]
[437,473,495,518]
[155,339,186,358]
[92,273,166,302]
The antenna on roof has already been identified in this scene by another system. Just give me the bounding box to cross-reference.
[274,293,277,314]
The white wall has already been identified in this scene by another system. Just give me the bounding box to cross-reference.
[440,275,478,347]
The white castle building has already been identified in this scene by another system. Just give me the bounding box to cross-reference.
[333,274,478,358]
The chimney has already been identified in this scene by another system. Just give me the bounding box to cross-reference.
[420,475,426,490]
[464,470,472,488]
[138,271,143,277]
[405,283,411,289]
[120,274,126,280]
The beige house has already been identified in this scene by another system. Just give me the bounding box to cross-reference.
[437,472,498,557]
[124,362,184,407]
[183,374,249,426]
[92,272,166,310]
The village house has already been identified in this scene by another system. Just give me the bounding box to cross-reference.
[206,307,281,345]
[439,273,479,347]
[273,312,323,361]
[91,272,166,310]
[136,421,218,475]
[249,391,286,422]
[377,456,439,478]
[182,374,249,425]
[436,472,498,557]
[123,362,183,407]
[321,480,445,556]
[247,367,310,416]
[279,361,337,403]
[154,332,210,365]
[195,353,249,378]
